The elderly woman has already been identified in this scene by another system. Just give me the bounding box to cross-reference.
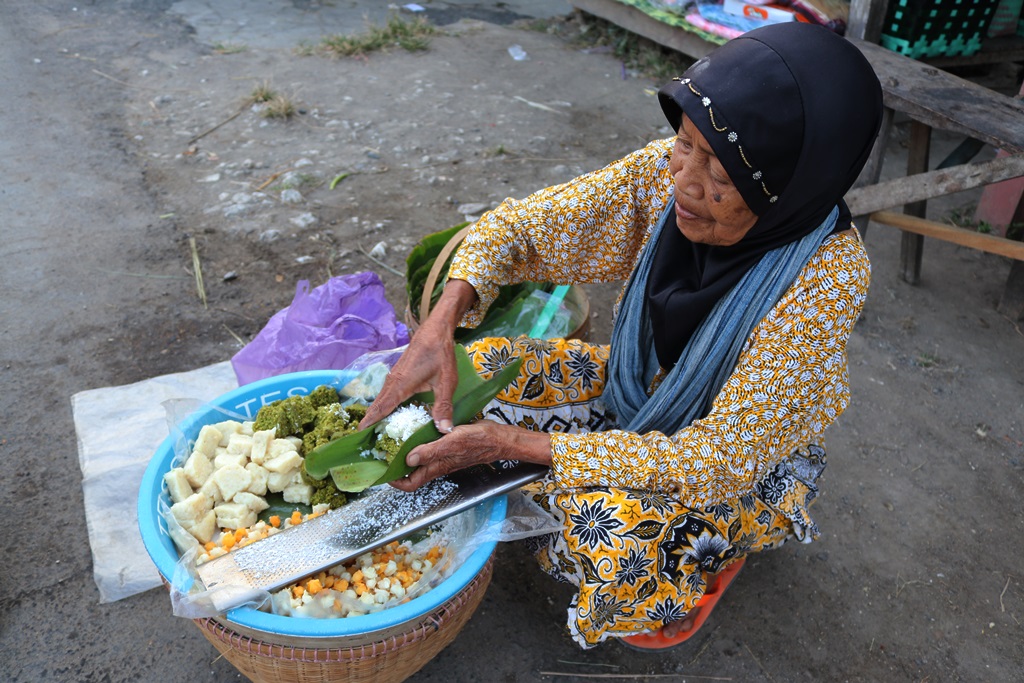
[361,22,883,649]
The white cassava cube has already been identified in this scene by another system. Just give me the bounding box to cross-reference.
[245,463,269,495]
[282,482,313,506]
[198,476,224,505]
[163,468,193,504]
[185,509,218,544]
[264,449,303,474]
[182,451,214,488]
[266,468,294,493]
[215,502,257,530]
[213,451,248,470]
[193,425,223,457]
[213,420,242,446]
[226,433,254,458]
[170,492,213,528]
[239,421,255,436]
[250,429,275,465]
[284,436,304,451]
[268,439,298,459]
[213,464,252,502]
[233,491,270,514]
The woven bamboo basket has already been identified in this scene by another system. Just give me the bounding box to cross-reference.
[192,558,493,683]
[405,225,591,342]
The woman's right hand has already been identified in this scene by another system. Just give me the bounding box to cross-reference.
[358,279,478,433]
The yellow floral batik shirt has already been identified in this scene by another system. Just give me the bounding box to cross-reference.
[449,138,871,648]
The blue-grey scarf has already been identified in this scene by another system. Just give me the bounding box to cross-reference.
[604,200,839,435]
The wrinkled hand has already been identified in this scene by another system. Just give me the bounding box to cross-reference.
[359,280,478,433]
[358,318,458,433]
[390,421,552,491]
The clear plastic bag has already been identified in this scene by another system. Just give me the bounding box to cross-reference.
[162,352,560,620]
[462,289,573,342]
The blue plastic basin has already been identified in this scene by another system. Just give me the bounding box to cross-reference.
[137,369,504,639]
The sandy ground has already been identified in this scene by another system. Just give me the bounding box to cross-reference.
[2,1,1022,681]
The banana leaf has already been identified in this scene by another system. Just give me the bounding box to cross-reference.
[257,493,311,524]
[303,344,523,491]
[404,222,467,284]
[405,222,468,306]
[405,224,555,334]
[372,350,523,485]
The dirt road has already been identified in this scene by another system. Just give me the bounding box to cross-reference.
[2,1,1022,681]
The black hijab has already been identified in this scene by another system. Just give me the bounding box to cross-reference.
[647,23,883,368]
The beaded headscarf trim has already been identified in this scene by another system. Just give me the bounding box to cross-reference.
[675,76,779,206]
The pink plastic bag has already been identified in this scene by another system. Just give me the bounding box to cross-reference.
[230,272,409,385]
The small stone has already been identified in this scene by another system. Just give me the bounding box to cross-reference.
[294,158,314,168]
[223,271,238,281]
[231,192,253,204]
[295,256,314,264]
[222,204,249,218]
[259,229,282,243]
[280,189,303,204]
[200,173,221,183]
[290,212,317,228]
[456,202,488,216]
[369,241,387,259]
[550,164,569,178]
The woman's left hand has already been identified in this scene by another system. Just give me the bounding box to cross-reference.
[390,421,552,491]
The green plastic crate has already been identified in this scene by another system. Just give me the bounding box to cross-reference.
[988,0,1023,36]
[881,0,999,58]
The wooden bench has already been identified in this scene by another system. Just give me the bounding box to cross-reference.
[568,0,1024,318]
[842,39,1024,318]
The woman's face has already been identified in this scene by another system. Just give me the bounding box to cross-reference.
[669,115,758,246]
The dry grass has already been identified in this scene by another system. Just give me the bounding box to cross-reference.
[248,81,277,104]
[246,81,296,119]
[212,42,247,55]
[260,94,295,119]
[301,13,436,58]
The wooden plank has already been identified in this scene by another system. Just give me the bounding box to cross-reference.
[566,3,1024,153]
[569,0,717,60]
[851,39,1024,153]
[853,106,896,191]
[852,105,895,236]
[869,210,1024,262]
[846,154,1024,217]
[900,121,930,284]
[847,0,889,43]
[997,261,1024,320]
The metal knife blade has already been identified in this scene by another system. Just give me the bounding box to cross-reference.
[195,462,547,612]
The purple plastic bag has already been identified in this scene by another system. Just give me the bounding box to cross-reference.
[230,272,410,385]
